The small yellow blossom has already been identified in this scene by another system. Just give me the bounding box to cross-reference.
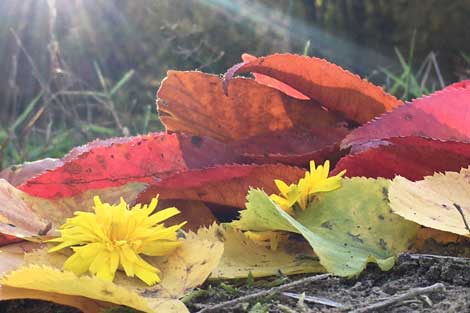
[244,231,288,251]
[48,196,185,286]
[270,160,346,213]
[269,180,300,215]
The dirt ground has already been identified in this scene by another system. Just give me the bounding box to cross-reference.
[1,241,469,313]
[186,252,470,313]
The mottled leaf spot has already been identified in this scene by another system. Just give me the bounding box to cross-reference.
[321,221,333,230]
[379,238,387,250]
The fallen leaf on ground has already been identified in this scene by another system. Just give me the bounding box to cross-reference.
[342,87,470,148]
[231,128,347,166]
[158,71,343,142]
[19,132,236,199]
[138,164,305,209]
[0,242,111,313]
[158,71,347,165]
[208,225,324,279]
[224,53,401,124]
[415,228,466,249]
[157,199,216,231]
[332,137,470,180]
[0,226,224,313]
[241,53,310,100]
[232,178,418,276]
[389,168,470,236]
[0,235,21,246]
[0,179,147,241]
[441,79,470,90]
[0,158,62,187]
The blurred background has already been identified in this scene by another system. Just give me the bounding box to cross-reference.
[0,0,469,168]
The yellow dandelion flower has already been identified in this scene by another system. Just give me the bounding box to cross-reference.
[271,160,346,213]
[48,196,186,286]
[269,180,300,214]
[244,231,288,251]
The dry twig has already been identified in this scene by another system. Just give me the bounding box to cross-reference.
[345,283,445,313]
[402,253,470,263]
[195,274,331,313]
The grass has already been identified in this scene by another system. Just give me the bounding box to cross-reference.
[0,63,163,169]
[372,33,447,101]
[1,35,468,170]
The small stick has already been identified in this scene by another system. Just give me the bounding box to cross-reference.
[282,291,344,308]
[195,274,331,313]
[346,283,445,313]
[453,203,470,234]
[403,253,470,263]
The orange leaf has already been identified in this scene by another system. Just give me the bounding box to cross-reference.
[224,53,401,124]
[241,53,309,100]
[158,71,348,165]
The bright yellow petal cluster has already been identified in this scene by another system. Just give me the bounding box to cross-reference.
[244,231,288,251]
[270,160,346,213]
[48,196,185,286]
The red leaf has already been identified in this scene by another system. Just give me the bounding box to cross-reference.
[231,128,346,167]
[137,164,305,209]
[241,53,309,100]
[342,88,470,148]
[17,130,306,209]
[224,53,401,124]
[158,71,348,165]
[442,79,470,90]
[0,234,22,246]
[333,137,470,180]
[19,133,237,198]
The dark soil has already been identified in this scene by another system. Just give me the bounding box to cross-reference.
[188,253,470,313]
[0,299,81,313]
[2,241,470,313]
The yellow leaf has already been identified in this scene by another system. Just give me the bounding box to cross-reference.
[143,225,224,298]
[390,168,470,236]
[0,226,224,313]
[2,265,159,312]
[0,242,112,313]
[0,285,109,313]
[209,225,324,279]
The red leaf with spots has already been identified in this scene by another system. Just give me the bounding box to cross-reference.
[224,53,401,124]
[137,164,305,209]
[231,128,346,167]
[19,132,237,199]
[333,137,470,180]
[342,88,470,148]
[17,131,306,210]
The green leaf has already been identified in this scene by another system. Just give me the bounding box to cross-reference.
[233,178,418,277]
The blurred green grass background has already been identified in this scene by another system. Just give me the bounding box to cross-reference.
[0,0,469,168]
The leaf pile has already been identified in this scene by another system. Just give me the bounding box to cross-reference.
[0,53,469,312]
